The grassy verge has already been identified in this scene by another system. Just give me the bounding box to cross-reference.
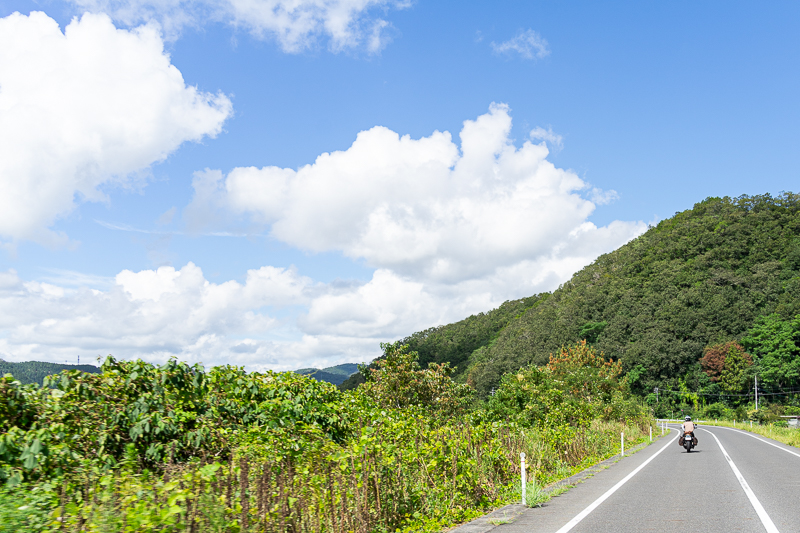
[489,419,654,515]
[701,420,800,448]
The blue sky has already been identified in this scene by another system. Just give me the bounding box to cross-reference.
[1,0,798,370]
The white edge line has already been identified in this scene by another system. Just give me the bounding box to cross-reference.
[553,429,674,533]
[700,428,780,533]
[708,425,800,459]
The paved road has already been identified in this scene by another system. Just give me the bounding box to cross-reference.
[492,425,800,533]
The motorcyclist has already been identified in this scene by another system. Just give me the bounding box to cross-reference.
[681,416,698,446]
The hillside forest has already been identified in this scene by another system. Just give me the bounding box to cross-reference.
[0,362,101,387]
[358,193,800,422]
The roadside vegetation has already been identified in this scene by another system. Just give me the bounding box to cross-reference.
[0,341,651,532]
[700,420,800,448]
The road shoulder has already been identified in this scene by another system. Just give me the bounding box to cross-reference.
[449,433,670,533]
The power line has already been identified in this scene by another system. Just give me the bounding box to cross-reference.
[655,388,800,398]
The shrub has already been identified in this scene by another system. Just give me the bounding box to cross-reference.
[485,341,646,431]
[360,342,474,415]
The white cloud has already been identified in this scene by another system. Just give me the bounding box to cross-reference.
[529,126,563,150]
[186,104,645,284]
[0,263,321,369]
[491,29,550,60]
[0,12,232,247]
[67,0,410,52]
[0,105,647,372]
[0,227,644,370]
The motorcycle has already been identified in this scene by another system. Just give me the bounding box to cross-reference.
[679,432,697,452]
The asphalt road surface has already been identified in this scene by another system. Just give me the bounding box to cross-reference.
[493,424,800,533]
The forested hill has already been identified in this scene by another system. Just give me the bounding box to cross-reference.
[0,360,101,385]
[339,294,543,390]
[397,193,800,397]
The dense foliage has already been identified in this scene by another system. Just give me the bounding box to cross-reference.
[0,345,651,532]
[340,295,544,391]
[358,342,474,414]
[699,342,753,395]
[0,357,346,485]
[742,313,800,389]
[443,193,800,397]
[485,341,641,430]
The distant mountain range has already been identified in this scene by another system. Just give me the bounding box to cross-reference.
[0,360,101,385]
[294,363,360,386]
[1,359,361,388]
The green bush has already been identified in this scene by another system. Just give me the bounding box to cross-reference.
[359,342,473,415]
[0,357,348,483]
[485,341,648,432]
[0,483,57,533]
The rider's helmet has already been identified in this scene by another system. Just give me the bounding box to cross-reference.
[685,416,691,421]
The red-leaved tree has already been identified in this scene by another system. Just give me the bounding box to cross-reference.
[700,341,752,384]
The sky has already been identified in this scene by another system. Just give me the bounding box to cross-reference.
[0,0,798,371]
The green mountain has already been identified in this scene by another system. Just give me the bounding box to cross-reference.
[296,363,360,385]
[0,360,101,386]
[338,295,543,391]
[391,193,800,397]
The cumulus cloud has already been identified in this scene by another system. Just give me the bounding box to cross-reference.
[0,263,477,370]
[0,263,322,369]
[185,104,645,284]
[0,104,647,371]
[67,0,410,51]
[0,261,525,369]
[0,226,644,370]
[0,12,232,247]
[491,29,550,60]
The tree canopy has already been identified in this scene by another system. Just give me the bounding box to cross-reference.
[392,193,800,398]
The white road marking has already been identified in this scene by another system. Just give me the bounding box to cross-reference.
[708,425,800,460]
[553,431,674,533]
[701,428,780,533]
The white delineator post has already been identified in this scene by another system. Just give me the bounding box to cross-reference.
[520,452,527,505]
[621,432,625,456]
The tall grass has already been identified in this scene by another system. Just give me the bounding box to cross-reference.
[7,419,652,533]
[705,420,800,448]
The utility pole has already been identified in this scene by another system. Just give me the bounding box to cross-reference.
[654,387,659,403]
[755,375,758,410]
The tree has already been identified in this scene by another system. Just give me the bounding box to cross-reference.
[546,340,625,404]
[486,341,641,429]
[718,345,753,395]
[361,342,473,415]
[700,342,742,383]
[700,342,753,396]
[742,314,800,389]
